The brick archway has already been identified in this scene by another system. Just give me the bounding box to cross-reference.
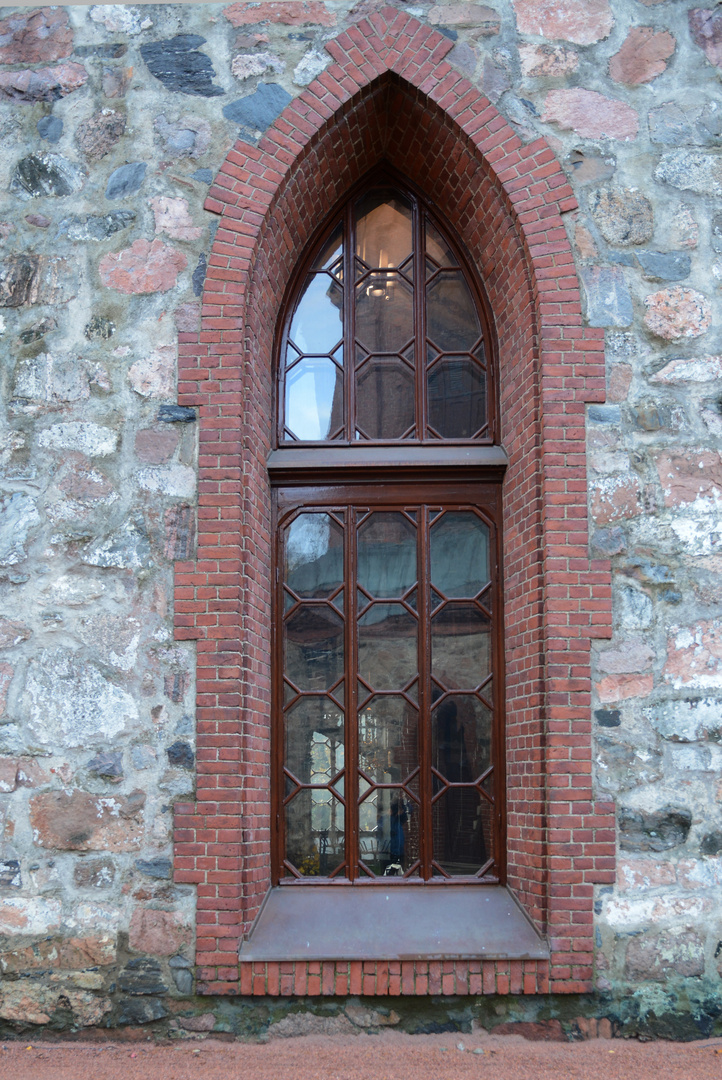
[173,5,615,998]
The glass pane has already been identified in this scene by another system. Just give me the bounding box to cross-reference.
[355,274,413,353]
[356,358,415,439]
[431,603,491,690]
[285,357,343,441]
[432,789,491,876]
[289,273,343,354]
[357,512,417,598]
[425,220,457,267]
[284,604,344,691]
[284,697,344,785]
[358,694,418,785]
[355,191,413,269]
[285,513,343,599]
[313,223,343,270]
[426,271,480,352]
[358,603,417,691]
[286,788,345,876]
[431,694,492,783]
[430,512,490,598]
[428,358,486,438]
[358,787,419,876]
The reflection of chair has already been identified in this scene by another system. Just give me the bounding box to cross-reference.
[360,835,379,858]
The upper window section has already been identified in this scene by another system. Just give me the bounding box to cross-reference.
[279,184,492,445]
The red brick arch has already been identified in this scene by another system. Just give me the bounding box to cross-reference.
[173,5,615,998]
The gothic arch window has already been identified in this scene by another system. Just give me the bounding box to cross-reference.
[269,172,506,886]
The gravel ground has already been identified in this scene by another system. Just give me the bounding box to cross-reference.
[1,1033,722,1080]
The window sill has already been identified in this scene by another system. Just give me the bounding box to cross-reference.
[238,884,548,963]
[267,444,509,483]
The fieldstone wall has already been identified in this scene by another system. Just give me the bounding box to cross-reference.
[0,0,721,1038]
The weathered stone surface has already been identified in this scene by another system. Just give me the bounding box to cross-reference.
[105,162,147,200]
[24,649,138,748]
[128,346,176,398]
[568,148,615,185]
[10,153,85,199]
[78,613,142,671]
[154,113,211,158]
[223,82,292,139]
[589,187,653,246]
[595,673,653,703]
[607,363,632,402]
[0,980,112,1026]
[30,789,145,851]
[0,254,78,307]
[618,857,676,891]
[664,620,722,690]
[267,1011,357,1038]
[598,640,654,675]
[0,491,39,565]
[0,61,87,102]
[626,929,704,982]
[58,458,115,504]
[158,404,195,423]
[87,751,123,780]
[100,239,187,294]
[37,114,62,142]
[59,209,136,242]
[140,35,224,97]
[512,0,612,43]
[135,428,179,464]
[82,516,151,570]
[169,955,193,993]
[648,102,721,148]
[13,353,109,406]
[608,26,675,85]
[428,3,500,31]
[651,355,722,385]
[0,617,30,649]
[164,672,190,702]
[38,422,118,457]
[223,2,335,26]
[619,805,692,852]
[137,464,195,498]
[656,450,722,508]
[118,997,168,1024]
[646,697,722,743]
[25,213,51,228]
[700,832,722,855]
[636,251,690,282]
[689,7,722,69]
[0,662,14,716]
[581,266,633,328]
[0,859,21,888]
[590,526,626,556]
[542,88,637,139]
[128,908,192,956]
[75,43,128,59]
[0,896,61,934]
[85,316,115,341]
[519,43,578,77]
[118,958,168,995]
[0,757,17,793]
[102,65,132,98]
[644,287,711,341]
[74,857,116,889]
[166,740,194,768]
[136,857,173,879]
[179,1012,216,1031]
[150,196,203,241]
[174,302,200,333]
[654,150,722,197]
[0,7,73,64]
[192,252,206,296]
[75,109,126,160]
[164,504,195,559]
[89,5,146,34]
[232,50,285,80]
[293,48,330,86]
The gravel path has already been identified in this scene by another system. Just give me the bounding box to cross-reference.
[1,1033,722,1080]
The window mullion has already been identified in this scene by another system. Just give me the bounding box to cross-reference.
[414,204,425,440]
[418,504,432,879]
[347,505,359,880]
[345,201,355,444]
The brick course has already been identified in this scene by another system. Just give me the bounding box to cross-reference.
[173,6,614,996]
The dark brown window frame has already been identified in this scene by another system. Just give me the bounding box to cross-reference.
[269,168,507,889]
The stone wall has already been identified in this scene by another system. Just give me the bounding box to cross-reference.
[0,0,721,1038]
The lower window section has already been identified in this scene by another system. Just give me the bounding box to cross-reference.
[273,484,503,884]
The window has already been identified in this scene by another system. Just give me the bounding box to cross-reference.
[269,174,505,886]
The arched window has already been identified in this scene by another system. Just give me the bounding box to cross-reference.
[269,174,506,886]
